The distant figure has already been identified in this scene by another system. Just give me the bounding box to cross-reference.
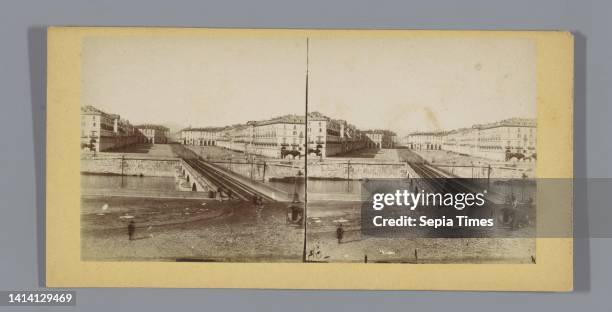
[257,196,264,208]
[512,197,519,209]
[227,189,233,200]
[292,192,300,203]
[251,195,263,220]
[336,223,345,244]
[308,244,322,261]
[216,190,222,202]
[127,220,136,241]
[218,187,227,202]
[364,255,368,263]
[216,187,222,201]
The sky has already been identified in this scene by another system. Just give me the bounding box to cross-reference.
[82,36,307,131]
[308,37,536,135]
[82,35,535,135]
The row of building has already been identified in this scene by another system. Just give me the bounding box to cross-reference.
[81,105,170,152]
[400,118,537,161]
[180,111,397,159]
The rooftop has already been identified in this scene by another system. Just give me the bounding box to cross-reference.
[135,124,169,131]
[407,117,536,137]
[182,126,229,132]
[474,118,536,130]
[255,114,305,126]
[81,105,109,116]
[180,111,395,135]
[362,129,397,136]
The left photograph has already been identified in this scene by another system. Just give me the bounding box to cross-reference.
[80,36,307,262]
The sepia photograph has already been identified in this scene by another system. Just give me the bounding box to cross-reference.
[303,37,537,263]
[79,33,538,264]
[80,36,309,262]
[10,0,610,305]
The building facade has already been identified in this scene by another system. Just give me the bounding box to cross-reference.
[472,118,536,161]
[402,118,537,161]
[402,131,444,150]
[442,128,476,155]
[80,105,143,152]
[307,112,369,158]
[180,112,377,159]
[135,124,170,144]
[363,130,397,149]
[181,127,225,146]
[181,115,306,159]
[254,115,305,158]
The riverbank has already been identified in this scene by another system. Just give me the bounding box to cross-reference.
[305,201,535,263]
[81,198,304,262]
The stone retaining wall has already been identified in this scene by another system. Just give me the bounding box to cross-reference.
[307,160,410,180]
[210,160,303,182]
[81,154,180,177]
[211,159,415,181]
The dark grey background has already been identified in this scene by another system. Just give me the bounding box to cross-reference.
[1,0,610,311]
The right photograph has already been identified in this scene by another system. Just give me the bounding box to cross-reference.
[304,36,537,263]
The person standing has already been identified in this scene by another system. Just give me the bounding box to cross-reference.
[217,187,224,202]
[336,223,345,244]
[127,220,136,241]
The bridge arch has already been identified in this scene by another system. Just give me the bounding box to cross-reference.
[179,160,217,195]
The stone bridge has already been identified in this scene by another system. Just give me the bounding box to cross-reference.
[179,159,216,193]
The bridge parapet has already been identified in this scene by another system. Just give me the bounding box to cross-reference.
[179,159,216,193]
